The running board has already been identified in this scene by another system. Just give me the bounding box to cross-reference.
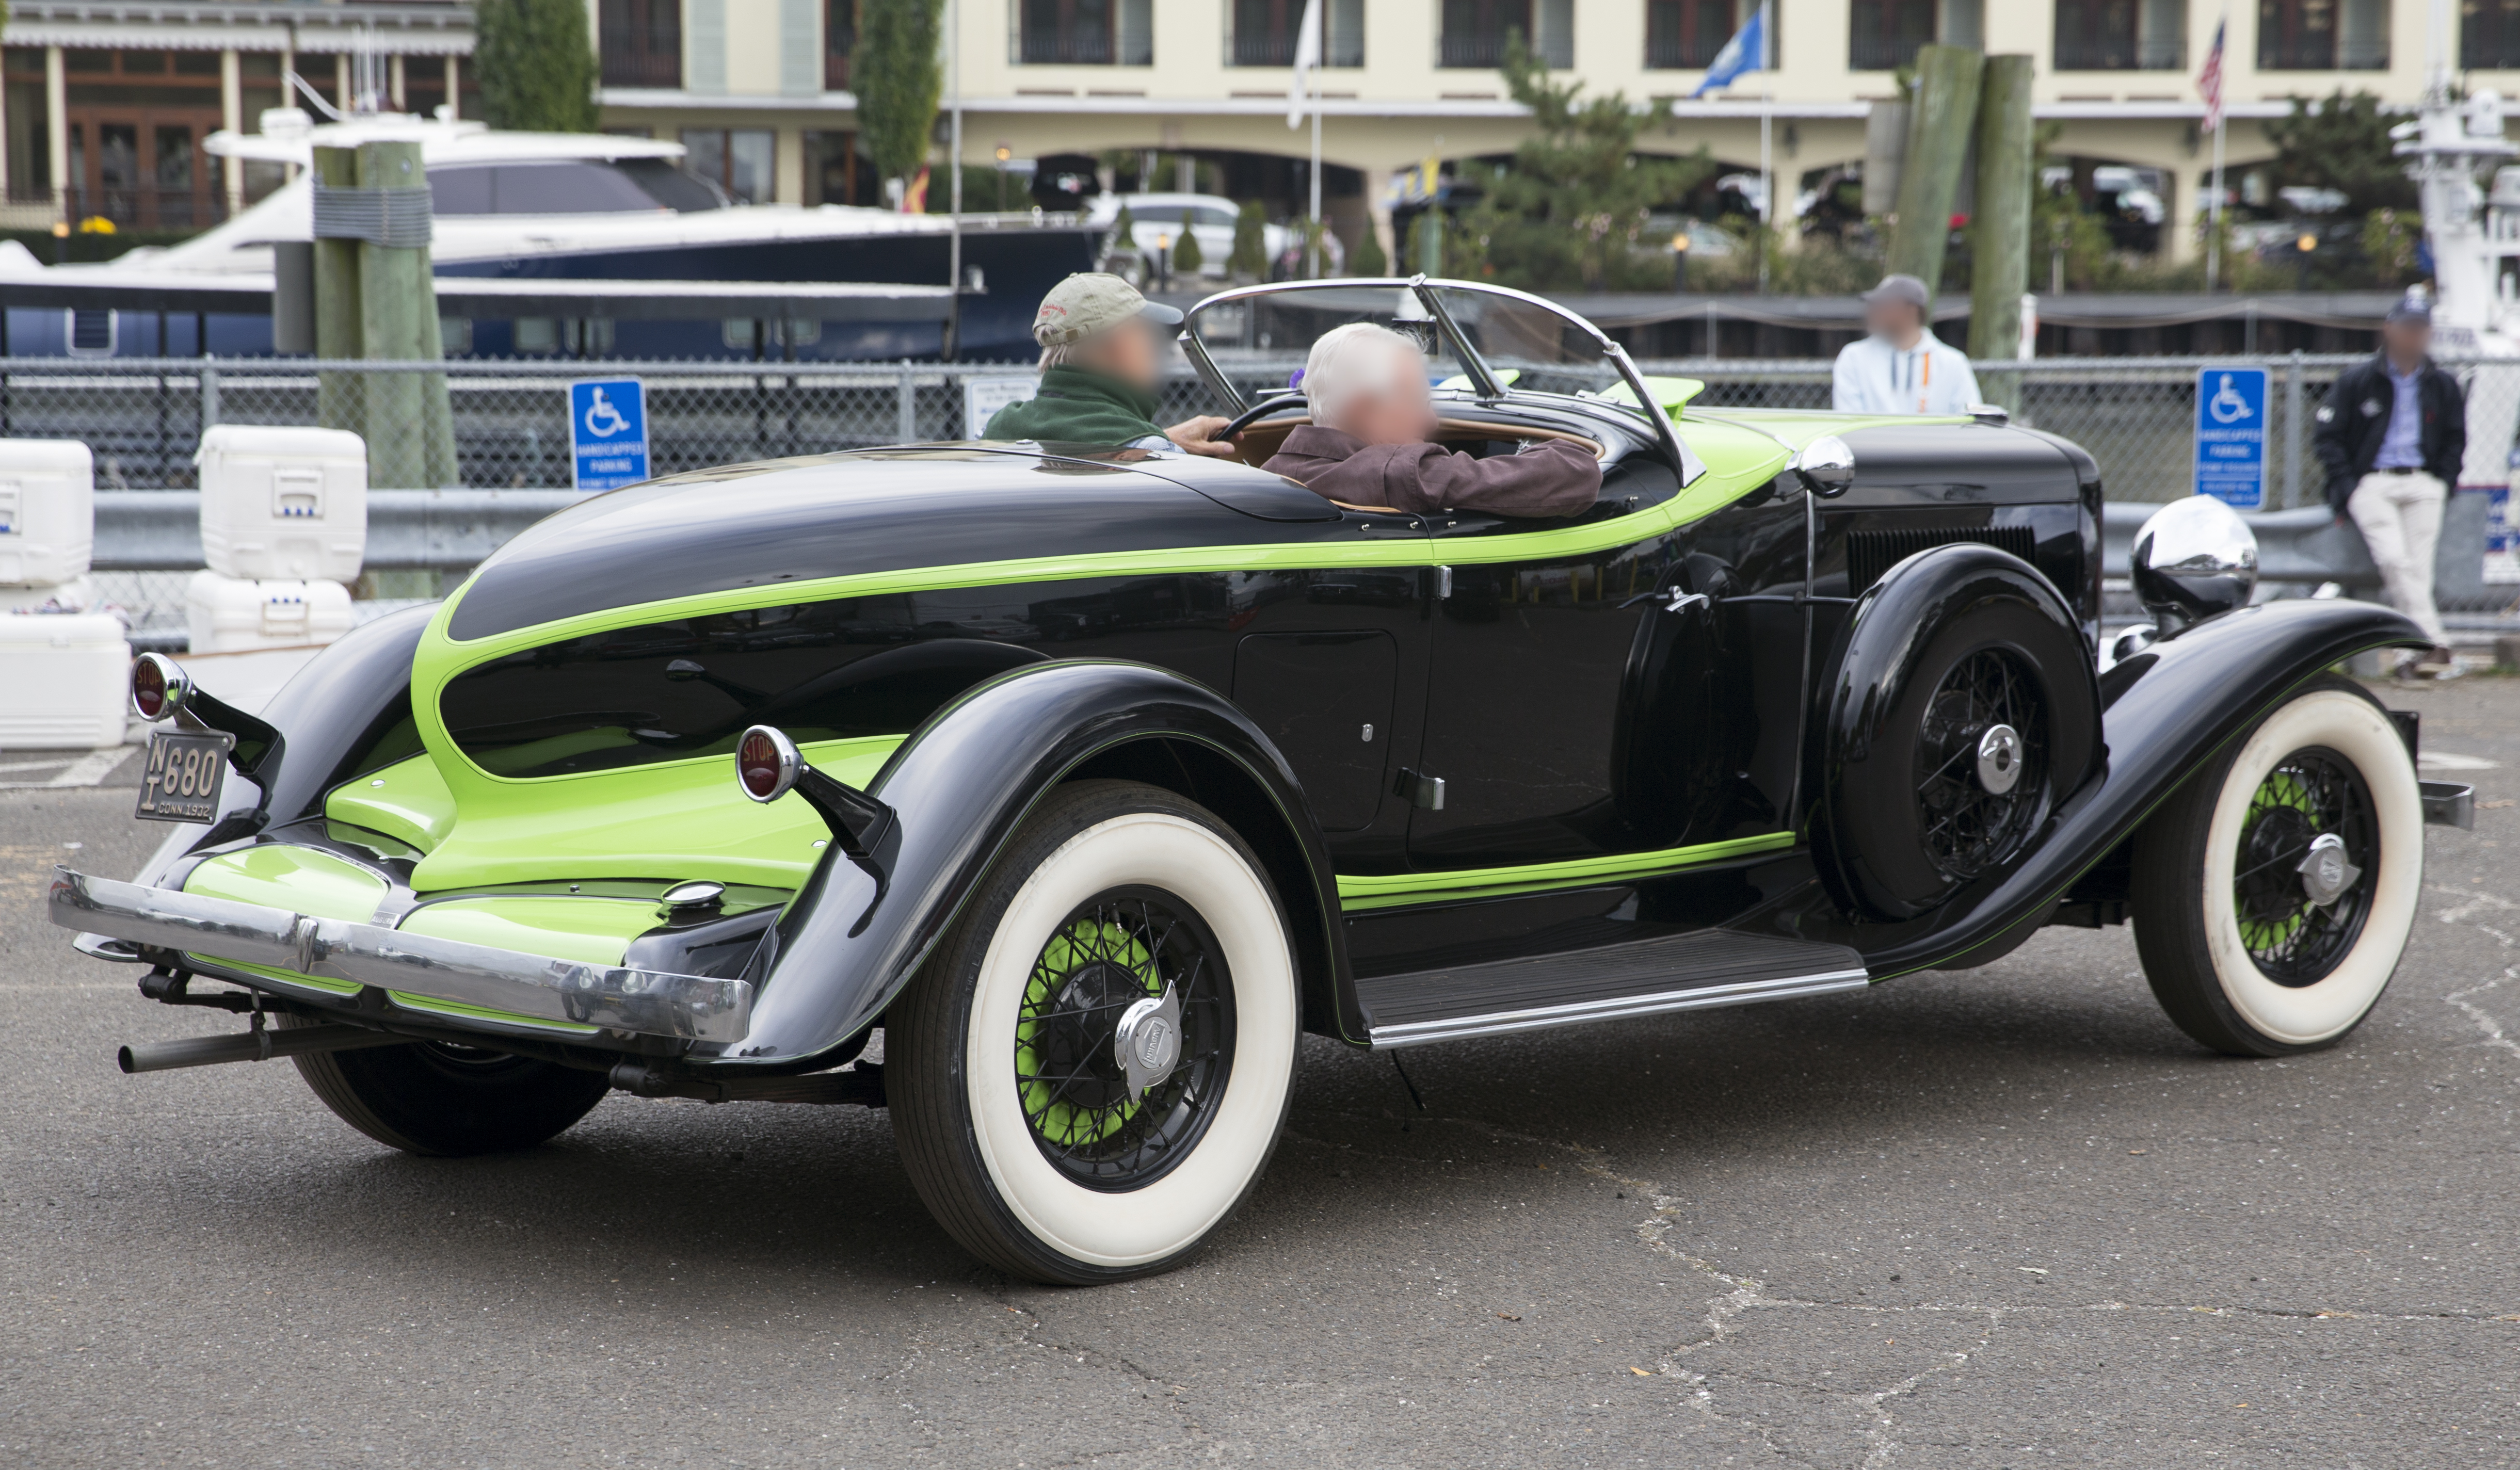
[1357,928,1870,1049]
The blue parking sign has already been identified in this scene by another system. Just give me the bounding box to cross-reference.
[2194,366,2268,509]
[569,377,649,491]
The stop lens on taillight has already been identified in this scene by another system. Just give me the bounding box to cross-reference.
[736,725,795,803]
[130,654,185,721]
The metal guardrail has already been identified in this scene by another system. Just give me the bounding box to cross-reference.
[93,489,580,572]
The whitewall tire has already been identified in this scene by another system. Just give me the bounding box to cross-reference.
[889,779,1298,1284]
[2131,675,2422,1055]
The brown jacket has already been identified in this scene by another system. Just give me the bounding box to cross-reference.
[1261,425,1601,517]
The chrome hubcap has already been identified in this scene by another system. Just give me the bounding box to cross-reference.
[1975,723,2024,795]
[2296,831,2363,908]
[1113,986,1183,1101]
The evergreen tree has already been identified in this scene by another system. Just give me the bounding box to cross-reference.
[1169,220,1204,274]
[857,0,945,201]
[474,0,598,133]
[1459,33,1714,291]
[2264,91,2419,216]
[1350,220,1388,276]
[1229,200,1270,280]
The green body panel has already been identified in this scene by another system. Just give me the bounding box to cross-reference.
[1336,831,1798,911]
[383,991,602,1035]
[397,894,664,965]
[407,733,901,892]
[326,753,457,853]
[184,843,389,919]
[388,411,1869,913]
[198,957,361,996]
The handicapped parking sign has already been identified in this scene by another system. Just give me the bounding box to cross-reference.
[569,377,650,491]
[2193,366,2268,509]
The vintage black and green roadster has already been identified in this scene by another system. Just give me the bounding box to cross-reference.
[55,280,2474,1284]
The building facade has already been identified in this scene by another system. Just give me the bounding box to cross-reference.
[0,0,2501,261]
[0,0,473,230]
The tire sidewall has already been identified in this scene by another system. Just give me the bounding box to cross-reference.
[2196,688,2423,1047]
[953,803,1298,1272]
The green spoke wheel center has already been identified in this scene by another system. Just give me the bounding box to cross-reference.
[1013,887,1234,1191]
[2233,748,2377,988]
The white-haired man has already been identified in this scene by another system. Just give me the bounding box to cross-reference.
[1260,322,1600,515]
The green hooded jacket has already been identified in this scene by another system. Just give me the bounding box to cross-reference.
[983,366,1168,446]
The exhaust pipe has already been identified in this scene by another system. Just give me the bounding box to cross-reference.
[119,1022,409,1075]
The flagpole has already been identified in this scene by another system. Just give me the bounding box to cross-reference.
[1757,0,1773,294]
[2204,7,2225,293]
[1310,75,1323,277]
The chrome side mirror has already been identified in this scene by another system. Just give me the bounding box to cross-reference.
[1789,435,1855,497]
[2130,496,2259,634]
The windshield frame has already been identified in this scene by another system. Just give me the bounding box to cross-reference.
[1180,275,1698,485]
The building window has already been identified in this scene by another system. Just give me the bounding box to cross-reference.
[601,0,683,88]
[2053,0,2185,68]
[1646,0,1762,69]
[2258,0,2389,69]
[2467,0,2520,67]
[1441,0,1573,67]
[1020,0,1153,64]
[827,0,859,88]
[51,46,223,229]
[1232,0,1365,66]
[684,128,774,203]
[805,131,874,206]
[1850,0,1973,70]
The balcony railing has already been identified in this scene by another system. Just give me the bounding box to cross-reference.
[58,186,227,232]
[1441,0,1533,67]
[1848,0,1936,69]
[600,0,683,87]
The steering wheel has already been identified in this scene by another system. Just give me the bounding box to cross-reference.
[1211,393,1310,442]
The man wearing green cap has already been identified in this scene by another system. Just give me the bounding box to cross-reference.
[984,273,1238,457]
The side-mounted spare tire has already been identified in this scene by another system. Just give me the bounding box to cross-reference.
[1813,543,2101,920]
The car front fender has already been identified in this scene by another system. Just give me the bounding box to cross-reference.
[710,658,1349,1072]
[1863,597,2426,977]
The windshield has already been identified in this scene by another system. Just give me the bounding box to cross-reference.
[1184,283,1477,401]
[1182,279,1630,405]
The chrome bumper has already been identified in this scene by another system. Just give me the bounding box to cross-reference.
[49,867,751,1043]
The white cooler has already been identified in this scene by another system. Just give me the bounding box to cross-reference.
[196,425,367,581]
[0,439,95,586]
[184,570,355,653]
[2,576,99,613]
[0,612,128,748]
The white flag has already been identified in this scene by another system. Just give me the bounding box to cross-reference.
[1286,0,1323,129]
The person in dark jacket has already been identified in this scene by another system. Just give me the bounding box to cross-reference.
[1260,323,1600,516]
[984,273,1235,457]
[2311,294,2465,679]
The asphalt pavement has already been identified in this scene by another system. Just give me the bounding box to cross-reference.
[1,675,2514,1468]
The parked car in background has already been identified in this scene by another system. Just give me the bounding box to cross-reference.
[1086,192,1291,279]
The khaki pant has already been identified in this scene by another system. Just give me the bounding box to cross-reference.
[2348,469,2449,653]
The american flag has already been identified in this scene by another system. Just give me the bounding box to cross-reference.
[2197,20,2226,133]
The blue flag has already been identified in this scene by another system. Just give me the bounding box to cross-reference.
[1692,7,1767,98]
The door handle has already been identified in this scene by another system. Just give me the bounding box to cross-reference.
[1618,587,1711,615]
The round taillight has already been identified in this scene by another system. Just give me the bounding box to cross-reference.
[736,725,797,803]
[131,653,188,721]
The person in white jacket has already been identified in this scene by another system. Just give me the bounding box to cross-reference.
[1831,273,1982,415]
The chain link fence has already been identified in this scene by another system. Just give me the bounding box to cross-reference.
[11,353,2509,639]
[1,352,2399,506]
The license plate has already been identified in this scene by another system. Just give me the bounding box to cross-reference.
[135,730,235,823]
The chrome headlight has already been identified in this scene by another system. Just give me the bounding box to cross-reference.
[2130,496,2258,632]
[1789,435,1855,497]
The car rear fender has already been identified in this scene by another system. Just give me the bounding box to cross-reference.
[719,659,1352,1072]
[1862,597,2427,976]
[132,605,436,889]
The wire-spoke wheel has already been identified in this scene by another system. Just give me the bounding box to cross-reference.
[1015,891,1235,1191]
[2132,675,2422,1056]
[1914,648,2045,882]
[889,780,1298,1284]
